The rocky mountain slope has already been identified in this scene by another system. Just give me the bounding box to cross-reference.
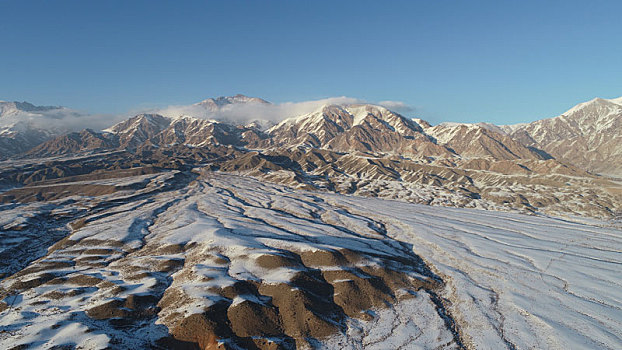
[503,97,622,175]
[103,113,171,149]
[0,95,619,220]
[266,104,454,158]
[26,129,119,158]
[0,101,85,158]
[218,148,618,219]
[7,95,621,177]
[147,116,265,148]
[425,123,548,160]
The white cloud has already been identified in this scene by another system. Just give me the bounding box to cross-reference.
[155,96,365,124]
[1,96,416,132]
[377,100,415,114]
[0,105,126,134]
[153,96,415,126]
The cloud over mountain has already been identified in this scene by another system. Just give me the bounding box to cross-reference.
[1,96,415,137]
[377,100,415,114]
[154,96,370,125]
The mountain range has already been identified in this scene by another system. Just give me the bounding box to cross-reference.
[1,95,621,220]
[502,97,622,175]
[2,95,620,174]
[1,94,621,350]
[0,101,83,157]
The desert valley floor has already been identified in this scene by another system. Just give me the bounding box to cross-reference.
[0,172,620,349]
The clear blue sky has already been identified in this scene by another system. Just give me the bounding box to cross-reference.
[1,0,620,124]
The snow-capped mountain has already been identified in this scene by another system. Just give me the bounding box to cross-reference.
[104,114,171,149]
[425,123,548,160]
[503,97,622,175]
[156,94,273,126]
[0,101,62,116]
[0,95,273,158]
[26,129,119,158]
[0,101,84,158]
[194,94,270,111]
[26,115,265,158]
[14,95,619,221]
[4,95,622,178]
[147,115,265,148]
[267,104,453,157]
[14,95,616,170]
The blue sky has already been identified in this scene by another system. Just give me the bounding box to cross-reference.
[1,0,620,124]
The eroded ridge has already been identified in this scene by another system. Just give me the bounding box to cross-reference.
[0,174,460,349]
[1,173,619,349]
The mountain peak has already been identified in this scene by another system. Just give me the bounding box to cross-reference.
[501,95,622,175]
[195,94,270,109]
[561,96,622,117]
[0,101,63,117]
[608,96,622,105]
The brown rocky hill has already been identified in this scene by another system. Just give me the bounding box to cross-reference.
[503,97,622,175]
[266,104,453,158]
[104,113,171,149]
[26,129,119,157]
[147,116,267,148]
[425,123,549,160]
[8,96,622,219]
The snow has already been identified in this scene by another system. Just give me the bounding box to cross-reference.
[333,193,622,349]
[346,105,378,126]
[608,96,622,105]
[323,293,456,349]
[267,103,421,141]
[267,106,338,134]
[429,121,508,141]
[0,173,620,349]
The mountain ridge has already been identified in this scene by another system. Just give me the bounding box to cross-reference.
[2,94,621,179]
[502,96,622,174]
[0,101,84,158]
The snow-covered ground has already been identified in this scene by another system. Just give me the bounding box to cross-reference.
[330,193,622,349]
[0,174,620,349]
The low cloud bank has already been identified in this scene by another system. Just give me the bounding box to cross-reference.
[0,105,125,133]
[377,100,415,114]
[155,96,416,126]
[1,96,416,132]
[155,96,364,125]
